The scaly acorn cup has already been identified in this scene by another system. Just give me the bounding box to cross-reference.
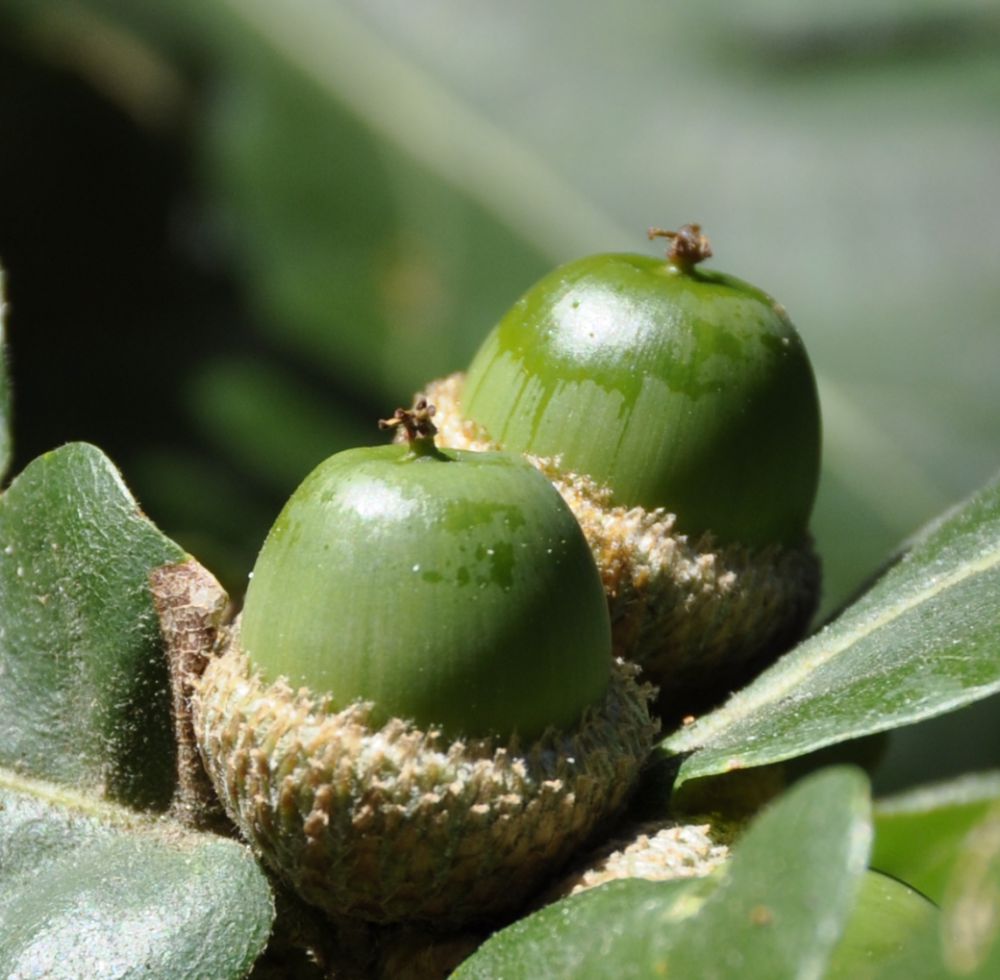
[193,401,657,926]
[418,226,822,716]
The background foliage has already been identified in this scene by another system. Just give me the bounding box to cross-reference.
[0,0,998,793]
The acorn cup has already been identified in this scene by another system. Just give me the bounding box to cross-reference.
[192,401,657,927]
[418,226,822,717]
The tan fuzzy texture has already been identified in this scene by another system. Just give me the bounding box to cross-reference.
[193,634,658,927]
[421,373,821,716]
[544,817,735,901]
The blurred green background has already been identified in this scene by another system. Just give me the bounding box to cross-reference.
[1,0,998,790]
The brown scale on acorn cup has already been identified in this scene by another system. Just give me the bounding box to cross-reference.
[415,225,822,720]
[192,401,658,927]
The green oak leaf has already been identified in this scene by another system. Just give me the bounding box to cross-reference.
[0,442,186,809]
[826,871,936,979]
[665,474,1000,786]
[0,769,273,980]
[455,768,871,979]
[873,772,1000,904]
[870,797,1000,978]
[937,799,1000,977]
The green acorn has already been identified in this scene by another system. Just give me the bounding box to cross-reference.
[193,401,657,926]
[419,226,822,715]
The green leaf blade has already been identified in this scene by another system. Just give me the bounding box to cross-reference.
[679,767,873,980]
[0,443,186,808]
[0,771,273,980]
[665,476,1000,785]
[871,798,1000,979]
[873,773,1000,904]
[938,800,1000,977]
[826,872,937,980]
[457,768,871,979]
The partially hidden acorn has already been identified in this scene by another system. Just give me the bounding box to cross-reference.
[193,401,657,926]
[419,225,822,716]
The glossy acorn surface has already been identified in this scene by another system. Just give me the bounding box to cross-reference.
[461,248,821,547]
[240,439,611,741]
[196,418,656,926]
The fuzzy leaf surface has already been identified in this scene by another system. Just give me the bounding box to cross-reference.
[0,770,272,979]
[665,476,1000,785]
[456,768,871,979]
[0,443,186,809]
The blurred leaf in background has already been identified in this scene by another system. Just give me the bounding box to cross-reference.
[0,0,997,787]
